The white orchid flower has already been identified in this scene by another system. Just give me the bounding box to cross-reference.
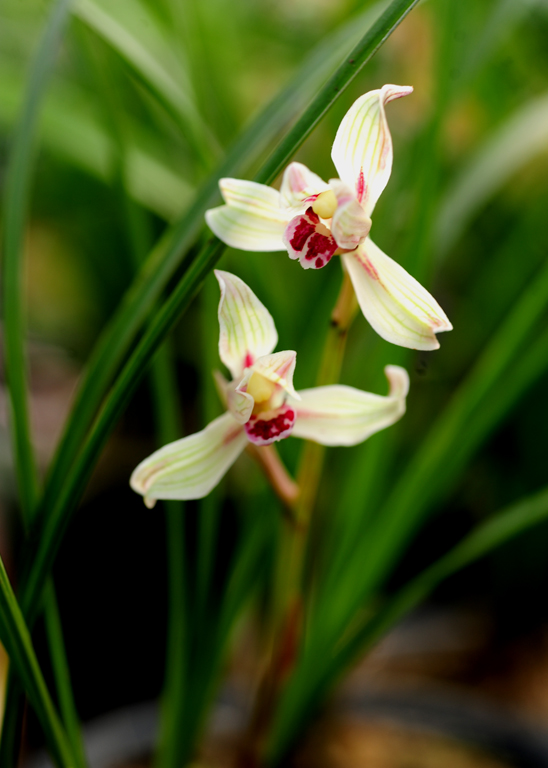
[206,85,452,351]
[130,271,409,505]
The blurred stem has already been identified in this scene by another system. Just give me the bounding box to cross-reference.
[239,269,358,767]
[246,446,300,513]
[120,176,188,768]
[0,0,85,764]
[295,268,358,527]
[402,0,460,281]
[42,585,87,768]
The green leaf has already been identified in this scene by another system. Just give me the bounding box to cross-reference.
[331,483,548,688]
[435,91,548,257]
[0,70,194,220]
[0,1,86,763]
[73,0,220,164]
[0,556,75,768]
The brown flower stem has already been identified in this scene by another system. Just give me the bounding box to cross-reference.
[236,268,358,767]
[246,444,300,516]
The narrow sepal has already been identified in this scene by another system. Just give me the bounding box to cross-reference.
[343,239,452,350]
[291,365,409,446]
[205,205,287,252]
[331,84,413,217]
[215,270,278,379]
[130,412,247,503]
[206,178,288,251]
[282,208,337,270]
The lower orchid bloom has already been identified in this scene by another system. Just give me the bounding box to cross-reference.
[205,85,452,351]
[130,271,409,505]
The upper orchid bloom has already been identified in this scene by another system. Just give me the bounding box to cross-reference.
[130,271,409,505]
[205,85,452,351]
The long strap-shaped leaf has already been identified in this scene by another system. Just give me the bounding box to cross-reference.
[0,556,75,768]
[265,485,548,764]
[2,0,73,521]
[1,0,86,763]
[21,0,419,625]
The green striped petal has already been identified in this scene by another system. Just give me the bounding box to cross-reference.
[215,270,278,379]
[291,365,409,446]
[205,178,288,251]
[343,239,452,350]
[130,412,247,504]
[331,84,413,217]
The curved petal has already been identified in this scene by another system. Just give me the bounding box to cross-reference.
[282,208,337,270]
[227,386,254,424]
[215,270,278,379]
[280,162,330,213]
[329,178,371,250]
[245,403,297,446]
[291,365,409,446]
[250,350,300,400]
[331,84,413,217]
[205,178,288,251]
[343,239,452,350]
[130,412,247,504]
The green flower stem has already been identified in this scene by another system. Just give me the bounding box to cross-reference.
[238,269,359,767]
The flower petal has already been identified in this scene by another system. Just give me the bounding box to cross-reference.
[291,365,409,446]
[227,387,255,424]
[279,162,330,213]
[245,403,297,446]
[282,208,337,270]
[249,350,300,400]
[130,412,247,504]
[329,178,372,250]
[205,178,288,251]
[342,239,452,350]
[215,270,278,379]
[331,84,413,217]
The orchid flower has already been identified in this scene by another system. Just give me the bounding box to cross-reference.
[205,85,452,351]
[130,271,409,505]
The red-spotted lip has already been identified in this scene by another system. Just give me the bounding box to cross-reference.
[244,404,296,446]
[282,208,338,270]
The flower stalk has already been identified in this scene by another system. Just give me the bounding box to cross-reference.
[238,269,360,766]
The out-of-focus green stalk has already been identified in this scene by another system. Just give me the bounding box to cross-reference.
[20,0,421,635]
[325,484,548,690]
[42,585,87,768]
[0,0,86,764]
[238,270,359,766]
[2,0,73,519]
[0,556,75,768]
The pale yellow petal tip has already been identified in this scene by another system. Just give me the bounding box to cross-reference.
[144,495,157,509]
[382,84,414,102]
[384,365,410,399]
